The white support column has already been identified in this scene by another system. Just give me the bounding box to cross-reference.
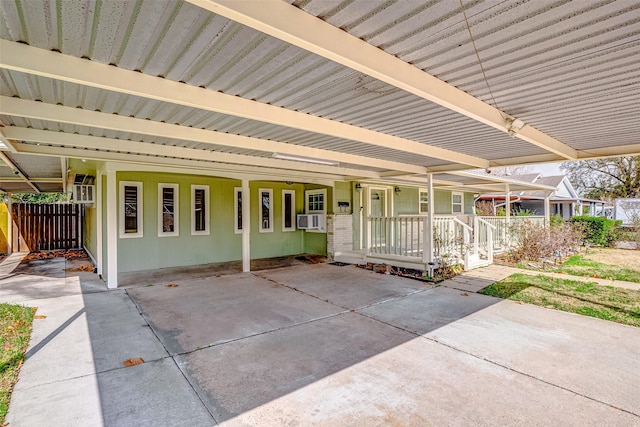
[424,173,434,265]
[6,193,12,255]
[105,170,118,288]
[544,195,551,225]
[96,171,103,275]
[241,179,250,272]
[505,184,511,247]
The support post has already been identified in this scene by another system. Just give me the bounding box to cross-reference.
[424,173,434,265]
[105,169,118,288]
[544,195,551,226]
[242,179,250,272]
[6,193,12,255]
[96,171,103,275]
[505,184,511,247]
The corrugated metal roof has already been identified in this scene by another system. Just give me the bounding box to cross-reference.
[0,0,550,163]
[292,0,640,152]
[0,0,638,191]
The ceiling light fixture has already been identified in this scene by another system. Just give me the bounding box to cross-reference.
[272,153,339,166]
[505,117,526,136]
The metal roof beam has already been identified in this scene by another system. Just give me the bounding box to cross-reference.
[0,39,489,169]
[3,127,380,179]
[12,143,346,184]
[0,151,39,192]
[0,96,428,175]
[190,0,577,160]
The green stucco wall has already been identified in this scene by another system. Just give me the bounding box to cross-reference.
[83,203,97,262]
[350,184,476,247]
[107,172,329,272]
[249,181,305,259]
[393,186,419,215]
[301,183,332,256]
[333,181,352,214]
[116,172,243,273]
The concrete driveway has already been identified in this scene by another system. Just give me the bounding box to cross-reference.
[2,258,639,426]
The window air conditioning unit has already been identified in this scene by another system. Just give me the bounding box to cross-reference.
[73,184,95,204]
[297,214,325,230]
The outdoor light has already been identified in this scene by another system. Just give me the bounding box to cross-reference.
[355,183,362,192]
[394,186,401,193]
[505,117,526,136]
[273,153,338,166]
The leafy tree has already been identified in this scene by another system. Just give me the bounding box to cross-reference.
[11,193,68,204]
[561,156,640,199]
[487,165,531,177]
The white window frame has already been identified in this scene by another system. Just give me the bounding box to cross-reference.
[305,188,327,232]
[282,189,296,232]
[419,188,429,214]
[119,181,143,239]
[259,188,274,233]
[452,191,464,214]
[191,185,210,236]
[234,187,243,234]
[158,183,179,237]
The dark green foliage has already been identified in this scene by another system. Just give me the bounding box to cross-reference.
[549,214,565,227]
[570,216,621,246]
[11,193,68,204]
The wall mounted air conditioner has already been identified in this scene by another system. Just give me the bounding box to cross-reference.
[73,184,95,204]
[296,214,325,230]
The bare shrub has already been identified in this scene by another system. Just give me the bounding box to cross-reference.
[475,201,495,216]
[509,219,584,262]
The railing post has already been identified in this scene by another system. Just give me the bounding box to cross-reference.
[487,227,494,263]
[473,216,479,254]
[363,217,371,256]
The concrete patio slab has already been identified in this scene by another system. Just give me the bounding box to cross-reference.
[175,312,415,423]
[128,273,344,355]
[4,257,639,426]
[7,358,214,427]
[0,258,106,304]
[359,286,499,335]
[16,291,169,388]
[426,299,640,417]
[258,264,430,309]
[221,334,637,427]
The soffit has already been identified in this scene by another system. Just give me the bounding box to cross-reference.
[289,0,640,153]
[0,0,550,164]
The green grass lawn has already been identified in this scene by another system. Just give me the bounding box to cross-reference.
[480,273,640,327]
[0,304,35,424]
[554,254,640,283]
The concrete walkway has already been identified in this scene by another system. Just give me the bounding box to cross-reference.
[443,263,640,293]
[2,259,639,426]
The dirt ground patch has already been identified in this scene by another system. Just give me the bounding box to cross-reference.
[582,247,640,269]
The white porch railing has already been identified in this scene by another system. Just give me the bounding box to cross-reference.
[366,215,494,270]
[433,216,470,265]
[367,216,424,260]
[478,216,545,252]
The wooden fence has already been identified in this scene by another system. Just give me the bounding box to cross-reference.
[12,203,84,252]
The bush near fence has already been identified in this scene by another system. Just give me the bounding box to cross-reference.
[570,216,622,246]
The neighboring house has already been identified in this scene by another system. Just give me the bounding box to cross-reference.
[614,199,640,226]
[477,174,605,220]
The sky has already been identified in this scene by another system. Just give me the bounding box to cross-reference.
[529,161,564,177]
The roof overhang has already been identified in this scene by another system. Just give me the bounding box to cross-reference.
[1,1,638,192]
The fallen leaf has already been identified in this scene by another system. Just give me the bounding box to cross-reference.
[122,358,145,367]
[166,283,178,287]
[460,292,469,296]
[34,315,47,319]
[516,301,525,304]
